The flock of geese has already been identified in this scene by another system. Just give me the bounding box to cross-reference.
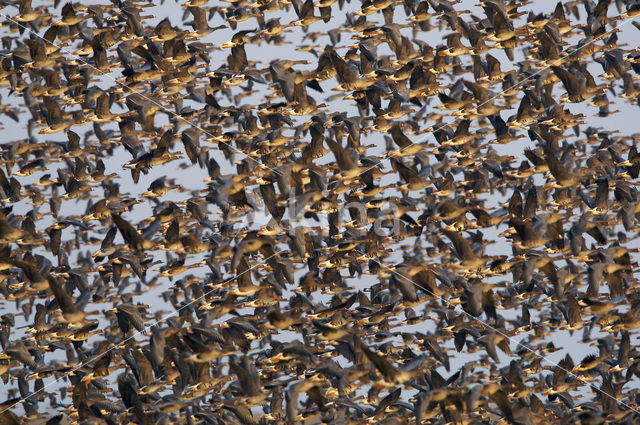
[0,0,640,423]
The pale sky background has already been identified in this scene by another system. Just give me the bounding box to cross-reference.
[1,0,639,416]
